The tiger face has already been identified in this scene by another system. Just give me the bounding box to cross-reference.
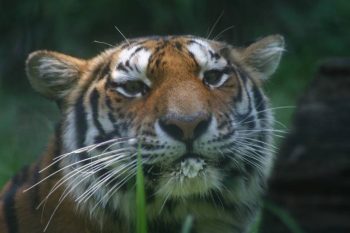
[26,35,284,231]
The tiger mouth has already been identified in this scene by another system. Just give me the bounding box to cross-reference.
[174,153,228,167]
[144,153,229,181]
[173,153,204,164]
[178,154,206,178]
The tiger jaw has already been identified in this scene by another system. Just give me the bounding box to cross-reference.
[156,162,222,198]
[147,152,227,198]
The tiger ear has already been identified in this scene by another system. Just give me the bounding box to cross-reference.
[26,50,86,100]
[241,35,285,79]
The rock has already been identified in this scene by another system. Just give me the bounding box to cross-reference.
[261,58,350,233]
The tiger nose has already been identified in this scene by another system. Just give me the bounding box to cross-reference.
[158,114,212,141]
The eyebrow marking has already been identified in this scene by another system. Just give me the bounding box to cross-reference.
[129,47,145,59]
[125,60,134,71]
[209,50,220,60]
[112,46,152,86]
[116,63,128,72]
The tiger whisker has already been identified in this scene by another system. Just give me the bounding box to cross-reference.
[89,172,136,213]
[77,170,122,204]
[236,105,295,127]
[43,155,139,231]
[76,159,138,203]
[238,117,289,130]
[235,145,270,166]
[218,147,241,169]
[236,129,287,134]
[85,147,135,164]
[90,163,138,212]
[114,25,130,46]
[213,25,235,41]
[234,140,277,155]
[207,10,224,39]
[234,136,278,150]
[93,40,113,47]
[54,137,132,161]
[40,137,133,173]
[24,148,132,192]
[235,130,286,139]
[37,152,132,208]
[87,138,135,153]
[232,139,273,155]
[225,147,265,175]
[158,177,174,214]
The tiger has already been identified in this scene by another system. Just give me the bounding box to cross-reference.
[0,34,284,233]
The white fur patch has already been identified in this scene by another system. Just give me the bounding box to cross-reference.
[37,57,77,83]
[186,39,228,76]
[181,158,205,178]
[111,46,152,86]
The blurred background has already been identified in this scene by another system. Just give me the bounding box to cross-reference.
[0,0,349,232]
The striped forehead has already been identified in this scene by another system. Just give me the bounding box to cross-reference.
[111,44,153,86]
[110,37,228,85]
[186,39,228,70]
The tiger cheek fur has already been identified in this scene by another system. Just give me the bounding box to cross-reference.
[0,35,284,233]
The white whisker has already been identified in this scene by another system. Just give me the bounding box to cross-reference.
[37,152,131,208]
[93,40,113,47]
[114,25,130,46]
[24,147,133,193]
[76,159,138,203]
[213,25,235,41]
[207,10,224,39]
[40,137,133,173]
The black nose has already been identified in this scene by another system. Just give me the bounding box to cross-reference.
[158,113,212,141]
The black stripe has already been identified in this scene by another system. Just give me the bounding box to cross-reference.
[89,61,111,81]
[75,95,88,148]
[209,50,220,60]
[129,46,144,59]
[52,122,62,172]
[243,115,256,129]
[251,82,269,145]
[174,41,183,51]
[75,94,89,167]
[3,184,18,233]
[187,51,199,68]
[90,88,106,137]
[237,68,248,84]
[105,97,121,134]
[3,166,29,233]
[31,164,41,210]
[252,84,266,121]
[187,39,200,45]
[125,60,133,71]
[234,75,243,102]
[116,63,128,72]
[85,88,128,189]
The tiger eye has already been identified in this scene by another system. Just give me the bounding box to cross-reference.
[123,81,145,95]
[203,70,224,86]
[120,81,148,96]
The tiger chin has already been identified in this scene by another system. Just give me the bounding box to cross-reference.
[0,34,284,233]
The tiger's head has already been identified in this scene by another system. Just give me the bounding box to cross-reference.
[26,35,284,220]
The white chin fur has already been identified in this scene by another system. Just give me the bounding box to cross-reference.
[181,158,205,178]
[156,165,222,198]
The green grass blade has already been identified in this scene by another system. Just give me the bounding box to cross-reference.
[264,201,306,233]
[136,143,147,233]
[181,214,194,233]
[249,209,262,233]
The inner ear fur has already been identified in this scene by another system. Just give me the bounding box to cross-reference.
[26,50,86,100]
[241,35,285,79]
